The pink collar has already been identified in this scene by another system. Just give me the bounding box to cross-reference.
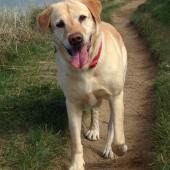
[89,42,102,69]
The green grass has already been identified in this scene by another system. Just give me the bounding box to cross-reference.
[132,0,170,169]
[102,0,130,22]
[0,7,67,170]
[102,0,123,22]
[0,129,64,170]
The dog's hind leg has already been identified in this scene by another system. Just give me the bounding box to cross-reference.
[103,104,115,158]
[85,108,100,141]
[103,91,127,159]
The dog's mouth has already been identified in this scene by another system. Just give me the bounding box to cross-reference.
[65,35,92,69]
[66,45,90,69]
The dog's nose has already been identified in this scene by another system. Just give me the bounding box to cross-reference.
[68,33,83,46]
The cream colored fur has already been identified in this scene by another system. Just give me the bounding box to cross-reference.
[37,0,128,169]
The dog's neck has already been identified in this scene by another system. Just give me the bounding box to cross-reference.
[89,42,102,69]
[88,24,103,68]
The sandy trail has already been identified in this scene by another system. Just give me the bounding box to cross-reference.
[82,0,155,169]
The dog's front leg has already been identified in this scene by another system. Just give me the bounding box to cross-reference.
[66,100,85,170]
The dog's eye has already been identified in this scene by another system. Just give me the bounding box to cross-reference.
[56,20,65,28]
[79,15,87,23]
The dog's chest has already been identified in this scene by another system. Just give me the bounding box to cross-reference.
[63,72,112,106]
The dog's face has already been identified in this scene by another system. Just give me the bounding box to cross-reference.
[37,0,102,69]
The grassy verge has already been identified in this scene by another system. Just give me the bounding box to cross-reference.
[132,0,170,169]
[0,8,67,170]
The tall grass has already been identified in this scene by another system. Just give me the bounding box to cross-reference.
[0,8,36,65]
[0,9,29,36]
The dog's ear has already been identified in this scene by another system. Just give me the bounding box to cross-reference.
[37,8,51,33]
[81,0,102,23]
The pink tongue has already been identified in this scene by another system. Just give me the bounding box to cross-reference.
[70,46,88,69]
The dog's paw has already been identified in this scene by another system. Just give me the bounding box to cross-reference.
[103,146,117,159]
[69,164,84,170]
[114,144,128,156]
[85,129,100,141]
[69,154,85,170]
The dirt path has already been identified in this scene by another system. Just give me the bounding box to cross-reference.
[82,0,155,169]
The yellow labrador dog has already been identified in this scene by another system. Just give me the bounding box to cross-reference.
[37,0,127,169]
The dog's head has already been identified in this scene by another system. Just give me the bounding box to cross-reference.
[37,0,102,69]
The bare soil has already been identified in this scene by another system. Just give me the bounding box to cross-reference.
[82,0,155,170]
